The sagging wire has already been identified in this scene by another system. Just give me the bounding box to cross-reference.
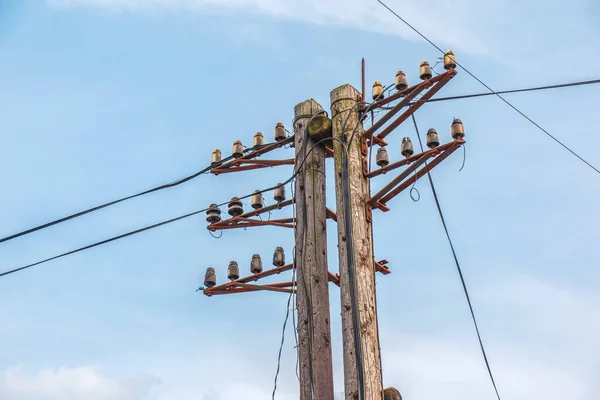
[375,0,599,176]
[409,171,421,202]
[338,108,369,399]
[0,139,279,245]
[339,92,394,400]
[431,58,443,76]
[290,183,300,383]
[412,113,502,400]
[208,230,223,239]
[272,259,296,400]
[366,101,386,383]
[459,144,467,172]
[0,126,334,280]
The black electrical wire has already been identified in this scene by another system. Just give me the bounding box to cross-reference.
[0,141,323,280]
[459,145,467,172]
[374,0,600,175]
[272,264,294,400]
[421,79,600,103]
[412,114,501,400]
[0,141,280,245]
[0,208,206,279]
[340,117,370,400]
[339,96,385,400]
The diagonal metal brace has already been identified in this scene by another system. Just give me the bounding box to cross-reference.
[208,199,294,231]
[369,139,464,210]
[212,136,294,175]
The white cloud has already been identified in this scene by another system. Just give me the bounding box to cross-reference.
[377,275,600,400]
[3,274,599,400]
[47,0,600,68]
[0,365,160,400]
[384,338,594,400]
[488,275,600,342]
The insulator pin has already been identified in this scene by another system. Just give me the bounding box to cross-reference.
[204,267,216,288]
[376,147,389,167]
[395,70,408,91]
[443,50,457,70]
[273,247,285,267]
[228,197,243,217]
[274,122,287,142]
[274,184,286,202]
[251,254,263,274]
[232,140,244,158]
[206,204,222,223]
[419,60,433,80]
[401,137,414,157]
[227,261,239,280]
[451,118,465,139]
[211,149,222,166]
[251,190,264,209]
[426,128,440,148]
[253,132,265,148]
[372,81,384,100]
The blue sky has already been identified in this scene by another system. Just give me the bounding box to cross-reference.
[0,0,599,399]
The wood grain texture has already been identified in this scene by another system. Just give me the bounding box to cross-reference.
[330,85,383,400]
[294,99,335,400]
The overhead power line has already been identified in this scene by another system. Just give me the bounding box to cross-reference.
[421,78,600,103]
[4,78,597,248]
[0,208,206,279]
[375,0,600,175]
[412,114,502,400]
[0,136,323,280]
[0,142,273,245]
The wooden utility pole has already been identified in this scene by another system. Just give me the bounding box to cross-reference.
[330,85,383,400]
[294,99,335,400]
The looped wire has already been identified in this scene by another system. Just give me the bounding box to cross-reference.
[459,144,466,172]
[410,171,420,202]
[208,230,223,239]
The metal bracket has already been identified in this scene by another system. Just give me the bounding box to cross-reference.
[364,70,457,143]
[368,139,465,211]
[202,259,390,297]
[208,199,295,231]
[212,136,295,175]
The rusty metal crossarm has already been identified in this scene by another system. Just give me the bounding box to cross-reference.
[378,139,464,206]
[210,217,295,231]
[236,198,294,219]
[236,282,293,294]
[326,207,338,222]
[364,84,426,140]
[208,198,295,231]
[366,140,457,178]
[204,281,294,296]
[324,145,334,158]
[237,264,294,283]
[365,70,455,110]
[211,136,294,174]
[369,153,432,207]
[328,272,341,287]
[203,264,294,296]
[212,163,287,174]
[375,260,391,275]
[376,70,458,141]
[212,159,295,175]
[234,159,295,167]
[203,262,391,296]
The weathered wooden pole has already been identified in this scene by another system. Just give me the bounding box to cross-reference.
[294,99,335,400]
[330,85,384,400]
